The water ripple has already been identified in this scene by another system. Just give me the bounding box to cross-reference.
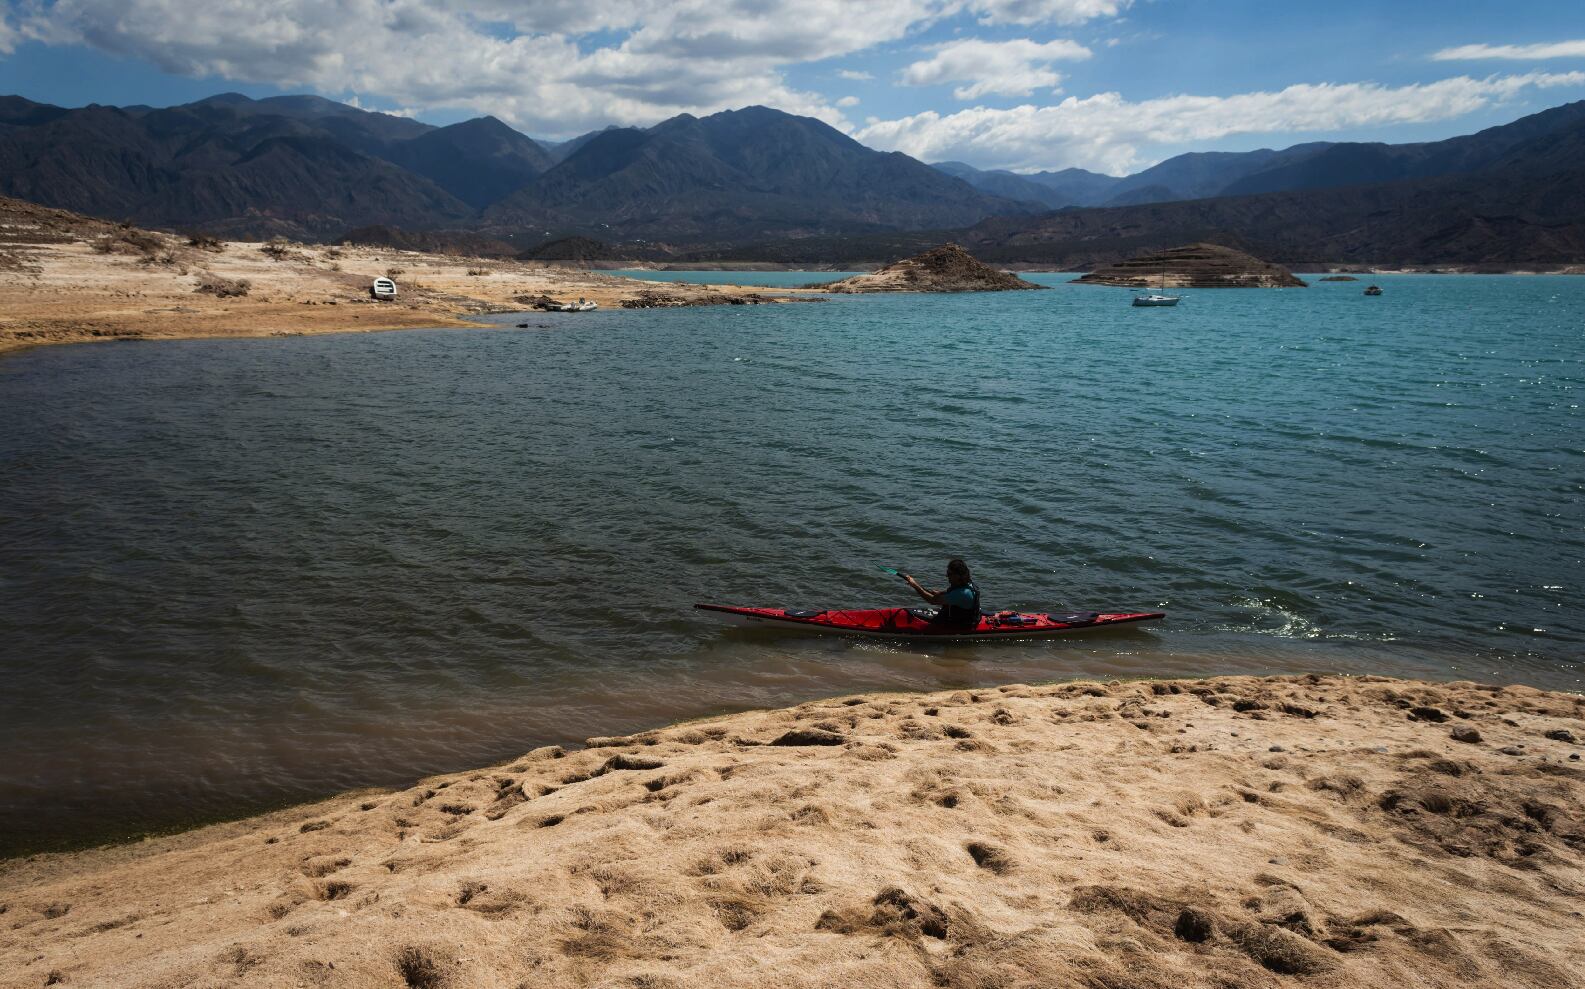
[1,272,1582,856]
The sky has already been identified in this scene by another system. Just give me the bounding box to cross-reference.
[3,0,1585,175]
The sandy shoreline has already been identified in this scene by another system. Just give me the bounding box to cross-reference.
[3,673,1581,988]
[0,198,812,357]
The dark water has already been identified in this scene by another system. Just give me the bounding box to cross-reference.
[2,273,1581,856]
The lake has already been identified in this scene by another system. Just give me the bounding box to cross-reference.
[1,272,1580,856]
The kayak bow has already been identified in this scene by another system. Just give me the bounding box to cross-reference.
[694,603,1163,640]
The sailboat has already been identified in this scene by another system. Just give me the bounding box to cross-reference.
[1133,271,1181,307]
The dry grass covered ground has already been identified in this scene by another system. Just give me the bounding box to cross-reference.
[2,674,1582,988]
[0,197,805,355]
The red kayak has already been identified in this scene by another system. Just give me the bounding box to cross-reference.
[694,603,1164,640]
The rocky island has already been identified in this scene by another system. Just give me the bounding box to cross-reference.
[818,243,1045,293]
[1074,243,1307,288]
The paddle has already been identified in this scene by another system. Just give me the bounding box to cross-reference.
[875,564,909,582]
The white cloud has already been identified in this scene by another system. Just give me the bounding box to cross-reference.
[447,0,649,36]
[23,0,1575,178]
[1433,40,1585,61]
[858,72,1585,173]
[966,0,1127,26]
[24,0,978,136]
[616,0,939,63]
[342,95,421,118]
[0,16,16,55]
[21,0,1140,137]
[901,37,1090,99]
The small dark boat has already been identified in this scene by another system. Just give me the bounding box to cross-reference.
[1363,285,1383,296]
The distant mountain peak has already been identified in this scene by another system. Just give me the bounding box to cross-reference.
[482,104,1031,242]
[439,115,515,134]
[930,159,1120,209]
[715,105,788,120]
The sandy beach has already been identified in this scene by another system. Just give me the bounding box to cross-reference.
[0,198,808,356]
[3,674,1581,988]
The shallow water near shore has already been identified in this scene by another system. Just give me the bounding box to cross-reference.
[1,272,1581,856]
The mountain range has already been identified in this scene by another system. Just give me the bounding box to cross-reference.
[934,101,1585,211]
[0,93,1025,245]
[477,106,1026,243]
[929,162,1121,209]
[951,101,1585,267]
[681,100,1585,266]
[1,90,1583,263]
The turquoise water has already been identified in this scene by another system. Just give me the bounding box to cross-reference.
[608,268,862,287]
[1,272,1581,855]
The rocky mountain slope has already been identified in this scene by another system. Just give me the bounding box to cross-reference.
[1100,144,1334,205]
[0,96,1026,245]
[381,116,555,209]
[481,106,1027,243]
[932,162,1132,208]
[5,90,1584,262]
[1220,100,1585,198]
[0,95,476,238]
[957,119,1585,267]
[935,101,1585,210]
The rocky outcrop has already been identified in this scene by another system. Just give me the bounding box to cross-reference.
[1073,243,1306,288]
[818,243,1045,293]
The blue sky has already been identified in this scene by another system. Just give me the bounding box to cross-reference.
[4,0,1585,174]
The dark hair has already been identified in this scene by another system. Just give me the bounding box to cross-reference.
[947,558,972,586]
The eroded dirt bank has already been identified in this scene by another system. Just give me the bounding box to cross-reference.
[0,197,807,355]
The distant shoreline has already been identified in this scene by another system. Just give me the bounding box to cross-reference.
[0,198,817,356]
[6,191,1583,358]
[601,261,1585,275]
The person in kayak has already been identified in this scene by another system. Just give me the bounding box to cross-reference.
[902,559,981,625]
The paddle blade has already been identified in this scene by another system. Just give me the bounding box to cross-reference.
[875,565,906,580]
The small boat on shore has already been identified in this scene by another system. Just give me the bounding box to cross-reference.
[369,277,397,301]
[695,603,1163,640]
[534,297,600,312]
